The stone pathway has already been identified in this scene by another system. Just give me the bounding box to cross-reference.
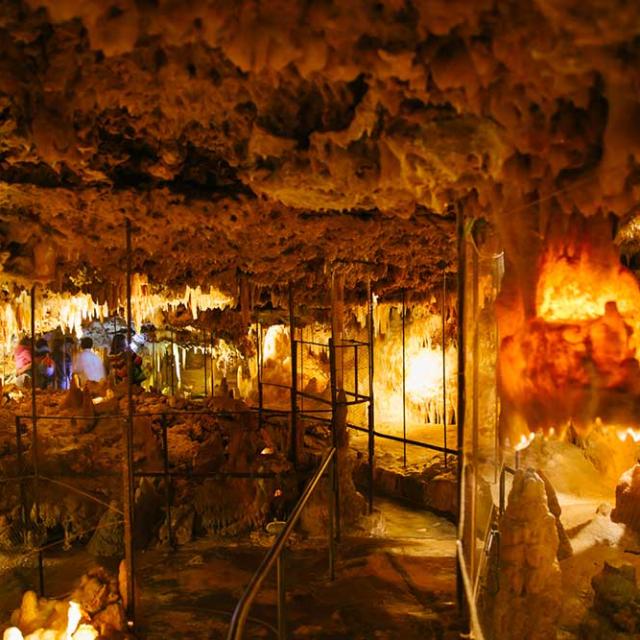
[0,499,460,639]
[136,498,459,639]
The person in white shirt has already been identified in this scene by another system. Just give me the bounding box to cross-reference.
[73,337,106,385]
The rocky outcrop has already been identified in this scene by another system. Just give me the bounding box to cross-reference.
[537,469,572,560]
[581,563,640,639]
[492,468,562,640]
[7,566,124,638]
[611,462,640,531]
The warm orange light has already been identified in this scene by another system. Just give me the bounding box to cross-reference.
[514,432,535,451]
[617,428,640,443]
[500,221,640,439]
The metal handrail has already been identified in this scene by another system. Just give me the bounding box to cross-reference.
[456,539,486,640]
[227,446,338,640]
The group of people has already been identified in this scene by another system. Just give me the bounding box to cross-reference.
[12,331,145,390]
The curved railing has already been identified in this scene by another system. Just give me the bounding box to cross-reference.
[227,446,338,640]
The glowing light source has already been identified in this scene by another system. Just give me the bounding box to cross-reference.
[514,432,536,451]
[617,428,640,443]
[66,601,82,639]
[2,600,98,640]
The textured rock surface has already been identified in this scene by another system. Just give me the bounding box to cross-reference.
[0,1,639,297]
[492,468,562,640]
[611,462,640,532]
[581,562,640,639]
[8,567,124,638]
[537,468,572,561]
[0,389,293,549]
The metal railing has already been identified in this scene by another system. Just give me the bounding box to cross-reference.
[227,446,338,640]
[456,539,486,640]
[10,406,295,595]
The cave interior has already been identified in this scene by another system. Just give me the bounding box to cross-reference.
[2,1,640,639]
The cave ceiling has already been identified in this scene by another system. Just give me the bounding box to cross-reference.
[0,0,639,300]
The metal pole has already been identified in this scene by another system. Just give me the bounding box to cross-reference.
[161,413,173,548]
[202,329,207,398]
[470,227,480,585]
[288,283,298,466]
[170,329,175,396]
[15,416,28,545]
[456,202,468,629]
[299,326,304,415]
[124,218,136,625]
[277,553,286,640]
[328,338,341,542]
[367,281,375,514]
[354,345,358,398]
[257,320,263,429]
[401,290,407,469]
[328,454,336,580]
[210,331,215,397]
[30,285,44,596]
[442,270,448,469]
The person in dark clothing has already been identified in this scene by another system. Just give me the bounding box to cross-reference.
[34,338,55,389]
[52,336,74,390]
[109,332,145,385]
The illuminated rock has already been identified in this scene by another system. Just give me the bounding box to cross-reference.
[611,462,640,532]
[498,215,640,440]
[492,468,561,640]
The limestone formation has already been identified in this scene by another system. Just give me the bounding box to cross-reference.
[537,469,572,561]
[492,468,562,640]
[611,462,640,531]
[7,567,124,638]
[581,562,640,639]
[0,1,637,300]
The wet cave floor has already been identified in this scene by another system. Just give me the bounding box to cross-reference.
[1,499,460,640]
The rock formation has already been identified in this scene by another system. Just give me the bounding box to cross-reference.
[581,562,640,639]
[492,468,562,640]
[611,462,640,531]
[7,566,124,638]
[0,1,638,300]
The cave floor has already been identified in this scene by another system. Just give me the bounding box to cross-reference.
[1,498,460,639]
[136,497,459,639]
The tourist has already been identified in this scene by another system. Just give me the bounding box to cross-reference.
[109,332,145,385]
[73,336,106,386]
[34,338,55,389]
[52,335,74,390]
[13,336,32,387]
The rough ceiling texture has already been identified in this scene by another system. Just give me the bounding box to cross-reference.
[0,0,639,298]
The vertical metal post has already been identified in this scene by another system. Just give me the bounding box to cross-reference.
[469,227,480,586]
[210,331,215,397]
[328,339,341,543]
[456,202,468,628]
[161,413,173,548]
[257,320,263,429]
[401,290,407,469]
[15,416,28,546]
[354,345,358,398]
[299,327,304,415]
[123,218,136,625]
[277,553,286,640]
[151,340,156,390]
[328,452,336,580]
[442,270,448,469]
[288,283,298,466]
[202,329,207,398]
[367,281,375,514]
[30,285,44,596]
